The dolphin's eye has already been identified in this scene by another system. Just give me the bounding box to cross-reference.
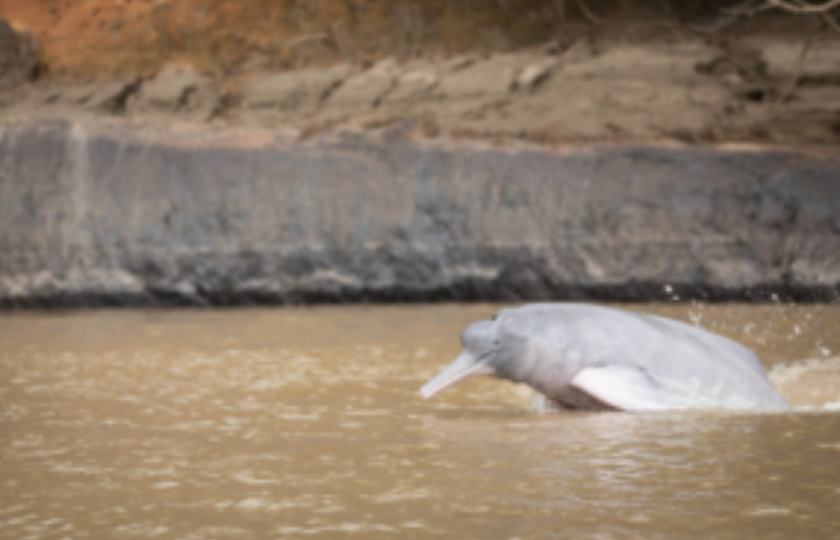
[491,314,498,321]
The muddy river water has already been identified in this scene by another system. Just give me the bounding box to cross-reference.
[2,303,840,539]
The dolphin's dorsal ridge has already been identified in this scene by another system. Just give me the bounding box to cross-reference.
[571,366,685,412]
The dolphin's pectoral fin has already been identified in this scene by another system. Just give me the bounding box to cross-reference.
[570,366,686,412]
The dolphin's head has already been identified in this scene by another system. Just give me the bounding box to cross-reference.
[419,311,532,399]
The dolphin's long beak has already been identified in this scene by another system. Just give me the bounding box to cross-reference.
[419,352,494,399]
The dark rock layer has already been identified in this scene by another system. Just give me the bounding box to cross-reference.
[1,119,838,307]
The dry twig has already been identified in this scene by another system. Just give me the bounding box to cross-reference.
[766,0,840,14]
[729,0,840,14]
[727,0,840,29]
[571,0,601,26]
[771,21,827,111]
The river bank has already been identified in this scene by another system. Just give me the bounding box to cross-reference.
[2,4,840,307]
[1,118,838,307]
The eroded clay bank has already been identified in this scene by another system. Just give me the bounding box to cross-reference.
[0,119,838,307]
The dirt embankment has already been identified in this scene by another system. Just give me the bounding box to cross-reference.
[1,2,839,307]
[1,1,839,147]
[1,119,839,307]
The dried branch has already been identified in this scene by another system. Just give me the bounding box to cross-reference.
[727,0,840,15]
[571,0,601,26]
[771,21,827,111]
[820,10,840,30]
[766,0,840,14]
[725,0,840,35]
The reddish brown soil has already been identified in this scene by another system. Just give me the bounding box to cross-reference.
[0,0,571,78]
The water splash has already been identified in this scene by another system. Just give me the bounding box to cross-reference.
[770,356,840,410]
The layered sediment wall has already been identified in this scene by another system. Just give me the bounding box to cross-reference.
[0,119,838,307]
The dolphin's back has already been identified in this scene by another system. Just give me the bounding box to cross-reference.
[500,304,790,411]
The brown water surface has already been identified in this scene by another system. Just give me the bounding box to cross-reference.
[2,303,840,539]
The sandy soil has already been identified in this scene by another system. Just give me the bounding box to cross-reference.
[1,2,839,147]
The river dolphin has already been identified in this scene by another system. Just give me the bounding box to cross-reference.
[420,304,791,412]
